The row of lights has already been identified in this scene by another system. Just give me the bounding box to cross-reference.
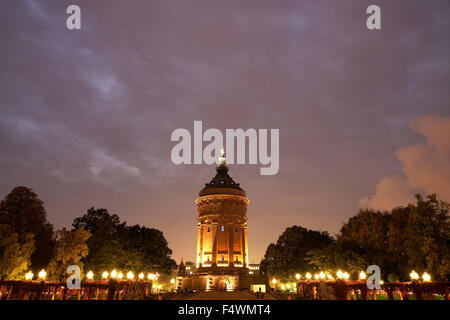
[410,270,431,282]
[272,269,432,284]
[23,269,162,281]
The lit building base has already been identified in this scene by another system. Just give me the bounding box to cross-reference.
[176,273,268,292]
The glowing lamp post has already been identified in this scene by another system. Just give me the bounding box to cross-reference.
[102,271,109,280]
[319,271,325,280]
[111,269,118,279]
[127,271,134,280]
[422,272,431,282]
[139,272,144,280]
[343,272,350,281]
[410,270,419,281]
[295,273,301,280]
[86,271,94,280]
[314,273,319,280]
[148,273,157,280]
[170,278,175,284]
[336,270,344,279]
[359,271,366,280]
[305,272,312,280]
[327,274,333,281]
[38,269,46,280]
[25,271,34,280]
[118,272,124,280]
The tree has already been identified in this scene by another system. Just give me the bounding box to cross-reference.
[401,194,450,281]
[118,225,177,274]
[46,228,91,281]
[73,207,177,276]
[0,186,55,270]
[338,208,389,267]
[306,243,368,278]
[259,226,334,280]
[339,194,449,281]
[0,224,35,280]
[72,208,124,275]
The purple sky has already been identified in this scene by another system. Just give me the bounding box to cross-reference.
[1,1,449,263]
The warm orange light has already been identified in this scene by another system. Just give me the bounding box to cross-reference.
[25,271,34,280]
[38,269,46,280]
[410,270,419,280]
[422,272,431,282]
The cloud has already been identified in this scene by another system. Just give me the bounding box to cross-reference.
[360,115,450,210]
[90,150,141,183]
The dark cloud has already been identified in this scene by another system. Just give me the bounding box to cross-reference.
[1,0,449,262]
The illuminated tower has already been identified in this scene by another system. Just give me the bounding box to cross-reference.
[195,150,249,270]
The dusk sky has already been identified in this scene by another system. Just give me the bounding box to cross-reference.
[1,1,449,263]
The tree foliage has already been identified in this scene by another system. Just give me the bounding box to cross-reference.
[0,224,35,280]
[73,207,176,276]
[260,226,334,280]
[46,228,91,281]
[0,186,55,271]
[262,194,449,281]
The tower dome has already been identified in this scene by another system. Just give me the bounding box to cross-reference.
[199,162,246,197]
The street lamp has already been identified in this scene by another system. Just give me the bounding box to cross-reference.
[111,269,118,279]
[359,271,366,280]
[102,271,109,279]
[127,271,134,280]
[314,273,319,280]
[118,272,123,280]
[422,272,431,282]
[319,271,325,280]
[305,272,312,280]
[86,271,94,280]
[336,270,344,279]
[295,273,301,280]
[343,272,350,280]
[38,269,46,280]
[139,272,145,280]
[410,270,419,281]
[272,278,277,285]
[25,271,34,280]
[170,278,175,284]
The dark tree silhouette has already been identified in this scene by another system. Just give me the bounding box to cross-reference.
[73,207,176,276]
[260,225,334,279]
[0,186,55,271]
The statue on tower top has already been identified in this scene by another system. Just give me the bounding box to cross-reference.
[218,148,226,167]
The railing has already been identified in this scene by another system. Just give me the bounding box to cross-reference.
[0,280,156,300]
[294,280,450,300]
